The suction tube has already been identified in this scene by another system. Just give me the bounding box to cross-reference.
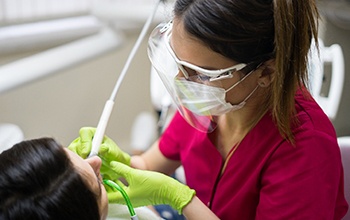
[88,0,164,157]
[103,179,138,220]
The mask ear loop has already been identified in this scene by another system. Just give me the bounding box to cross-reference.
[225,62,264,92]
[103,179,138,220]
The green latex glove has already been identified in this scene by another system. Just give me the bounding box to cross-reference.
[68,127,131,166]
[103,161,196,214]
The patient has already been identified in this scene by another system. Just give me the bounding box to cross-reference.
[0,137,161,220]
[0,137,108,220]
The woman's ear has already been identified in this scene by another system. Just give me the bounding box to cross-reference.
[257,59,275,87]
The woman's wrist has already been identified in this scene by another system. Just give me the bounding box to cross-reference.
[182,196,220,220]
[130,155,147,169]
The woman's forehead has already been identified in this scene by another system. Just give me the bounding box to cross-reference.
[171,20,237,69]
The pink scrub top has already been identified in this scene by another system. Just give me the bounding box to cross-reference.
[159,91,348,219]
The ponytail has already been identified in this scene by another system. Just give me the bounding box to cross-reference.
[272,0,319,143]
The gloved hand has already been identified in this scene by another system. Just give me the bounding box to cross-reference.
[68,127,131,166]
[103,161,196,214]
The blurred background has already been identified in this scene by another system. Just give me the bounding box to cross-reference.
[0,0,349,154]
[0,0,175,152]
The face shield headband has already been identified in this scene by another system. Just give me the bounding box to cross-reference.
[147,21,251,133]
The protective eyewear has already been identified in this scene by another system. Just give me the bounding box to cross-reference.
[148,21,219,133]
[156,21,248,83]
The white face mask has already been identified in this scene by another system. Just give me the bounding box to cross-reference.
[148,21,260,131]
[174,73,258,116]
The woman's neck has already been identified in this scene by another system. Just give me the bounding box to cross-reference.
[211,92,269,158]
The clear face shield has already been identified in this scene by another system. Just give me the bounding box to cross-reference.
[147,21,250,133]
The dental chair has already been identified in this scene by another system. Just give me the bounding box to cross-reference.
[309,39,349,219]
[309,39,344,121]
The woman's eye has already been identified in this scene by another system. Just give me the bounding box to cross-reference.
[197,74,210,81]
[183,66,211,81]
[184,67,197,77]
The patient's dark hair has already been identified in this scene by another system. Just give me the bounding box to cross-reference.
[0,137,100,220]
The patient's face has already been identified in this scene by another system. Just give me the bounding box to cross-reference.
[65,149,109,220]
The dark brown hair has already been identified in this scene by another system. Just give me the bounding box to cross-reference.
[174,0,319,142]
[0,138,100,220]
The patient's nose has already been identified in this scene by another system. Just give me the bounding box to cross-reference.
[86,156,102,173]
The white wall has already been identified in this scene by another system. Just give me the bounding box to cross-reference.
[0,31,155,152]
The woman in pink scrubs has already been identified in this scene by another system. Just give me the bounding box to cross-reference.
[69,0,348,219]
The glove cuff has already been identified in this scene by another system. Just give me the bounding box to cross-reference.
[166,180,196,214]
[175,187,196,214]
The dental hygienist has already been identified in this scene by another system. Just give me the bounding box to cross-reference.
[69,0,349,219]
